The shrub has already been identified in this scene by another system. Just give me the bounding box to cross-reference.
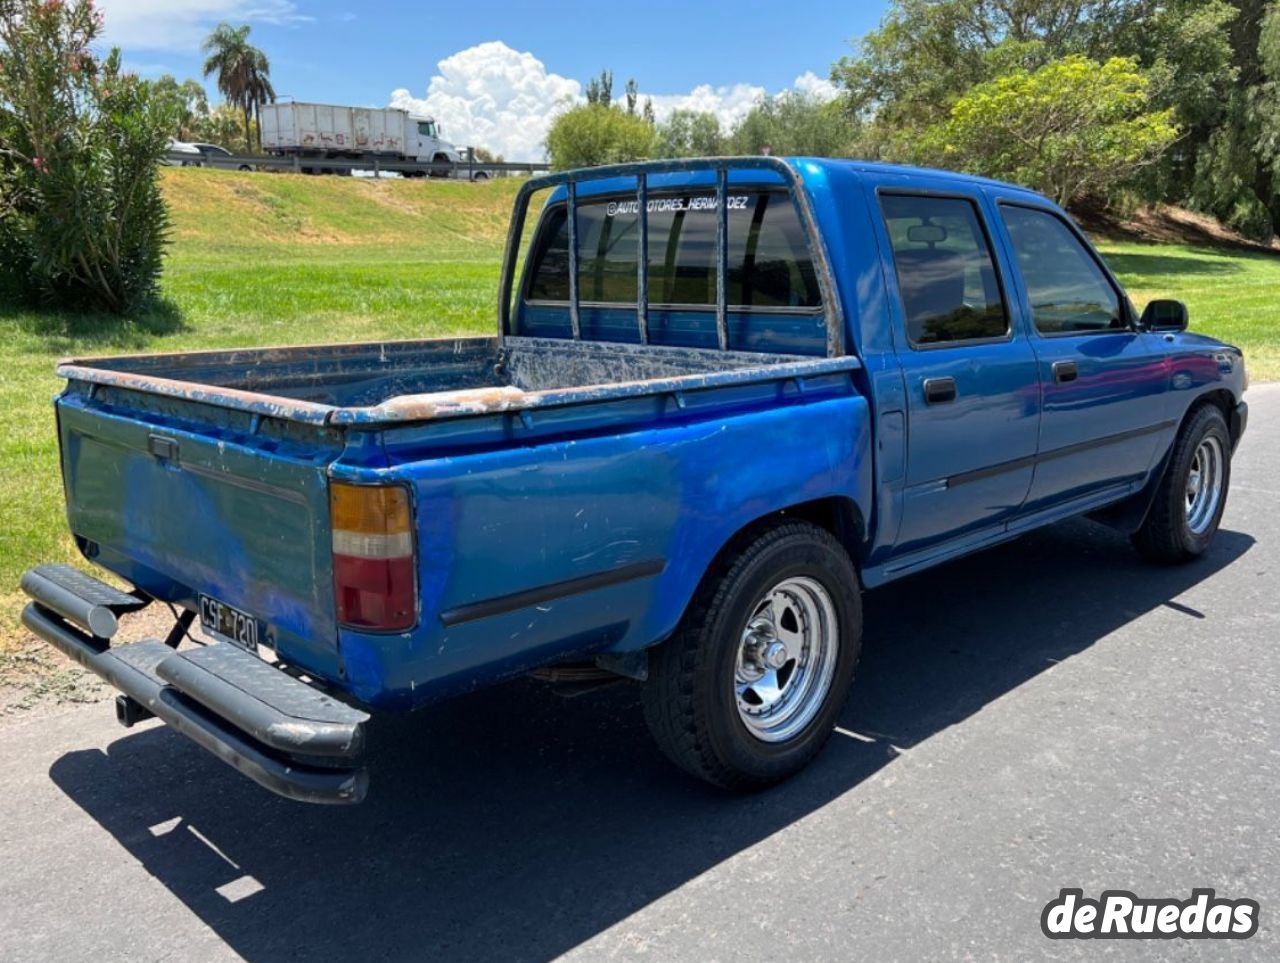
[545,103,657,170]
[917,55,1179,206]
[0,0,175,312]
[727,93,860,158]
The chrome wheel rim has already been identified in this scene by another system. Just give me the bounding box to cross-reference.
[1185,435,1225,536]
[734,576,839,743]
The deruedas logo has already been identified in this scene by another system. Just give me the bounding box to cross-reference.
[1041,889,1259,940]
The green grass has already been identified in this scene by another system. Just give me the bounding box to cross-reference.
[1,169,1277,656]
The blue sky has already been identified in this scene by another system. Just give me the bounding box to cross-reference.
[98,1,890,157]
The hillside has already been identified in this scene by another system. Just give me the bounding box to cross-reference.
[1,167,1277,703]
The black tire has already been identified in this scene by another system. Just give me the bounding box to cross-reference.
[642,520,862,790]
[1132,403,1231,564]
[472,171,488,181]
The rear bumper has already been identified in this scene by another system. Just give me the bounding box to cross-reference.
[21,566,369,805]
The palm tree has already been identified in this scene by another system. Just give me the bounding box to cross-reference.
[201,23,276,153]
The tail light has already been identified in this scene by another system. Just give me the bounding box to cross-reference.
[330,482,417,631]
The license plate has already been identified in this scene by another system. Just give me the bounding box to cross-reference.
[198,595,269,652]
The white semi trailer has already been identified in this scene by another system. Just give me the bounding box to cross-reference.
[259,102,486,178]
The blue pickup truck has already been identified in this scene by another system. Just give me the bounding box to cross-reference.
[21,157,1248,804]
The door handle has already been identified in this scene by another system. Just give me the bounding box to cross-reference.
[1052,360,1079,384]
[923,377,957,405]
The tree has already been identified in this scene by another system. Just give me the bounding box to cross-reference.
[471,146,505,164]
[0,0,174,312]
[585,70,613,108]
[194,103,255,150]
[201,22,275,152]
[728,93,859,157]
[1184,0,1280,238]
[832,0,1237,208]
[545,103,657,169]
[917,55,1178,206]
[148,75,209,141]
[656,110,723,157]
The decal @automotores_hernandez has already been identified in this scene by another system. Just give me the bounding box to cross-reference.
[1041,888,1259,940]
[605,195,751,217]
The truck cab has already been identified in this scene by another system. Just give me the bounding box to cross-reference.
[407,115,461,168]
[20,158,1247,805]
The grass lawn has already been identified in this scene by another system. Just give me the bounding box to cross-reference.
[1,168,1277,665]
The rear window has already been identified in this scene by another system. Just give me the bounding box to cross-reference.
[523,190,822,310]
[879,193,1009,345]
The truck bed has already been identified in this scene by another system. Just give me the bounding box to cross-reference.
[52,331,867,705]
[57,336,862,427]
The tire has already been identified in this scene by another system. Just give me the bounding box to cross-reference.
[1132,403,1231,564]
[472,171,488,181]
[642,520,862,790]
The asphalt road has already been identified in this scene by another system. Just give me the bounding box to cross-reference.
[2,384,1277,962]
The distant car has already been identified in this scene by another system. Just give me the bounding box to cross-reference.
[164,140,202,166]
[191,143,254,172]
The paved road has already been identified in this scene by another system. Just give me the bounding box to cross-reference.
[2,385,1277,962]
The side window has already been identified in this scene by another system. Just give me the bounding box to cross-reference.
[879,194,1008,345]
[417,121,436,139]
[1000,205,1123,334]
[522,191,821,309]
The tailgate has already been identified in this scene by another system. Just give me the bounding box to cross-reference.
[56,384,344,676]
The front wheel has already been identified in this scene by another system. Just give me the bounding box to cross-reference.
[642,521,862,790]
[1133,404,1232,563]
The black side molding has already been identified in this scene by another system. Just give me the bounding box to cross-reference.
[947,420,1177,488]
[440,559,666,627]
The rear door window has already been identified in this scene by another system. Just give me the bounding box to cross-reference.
[523,190,821,310]
[879,193,1009,346]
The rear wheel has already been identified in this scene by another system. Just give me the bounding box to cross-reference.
[642,521,862,790]
[1133,404,1231,563]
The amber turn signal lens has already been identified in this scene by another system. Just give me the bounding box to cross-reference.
[330,483,412,536]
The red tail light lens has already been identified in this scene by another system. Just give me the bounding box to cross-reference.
[330,483,417,631]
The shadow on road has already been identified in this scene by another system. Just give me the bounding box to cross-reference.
[49,520,1254,961]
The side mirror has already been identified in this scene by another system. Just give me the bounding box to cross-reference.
[1140,299,1188,332]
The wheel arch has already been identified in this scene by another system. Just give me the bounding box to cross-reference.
[1091,388,1235,534]
[1187,387,1242,447]
[665,496,866,635]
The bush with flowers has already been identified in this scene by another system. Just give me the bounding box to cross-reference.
[1,0,175,312]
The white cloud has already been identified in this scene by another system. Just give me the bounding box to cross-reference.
[97,1,307,52]
[391,46,840,161]
[791,71,839,103]
[390,42,580,162]
[641,83,768,132]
